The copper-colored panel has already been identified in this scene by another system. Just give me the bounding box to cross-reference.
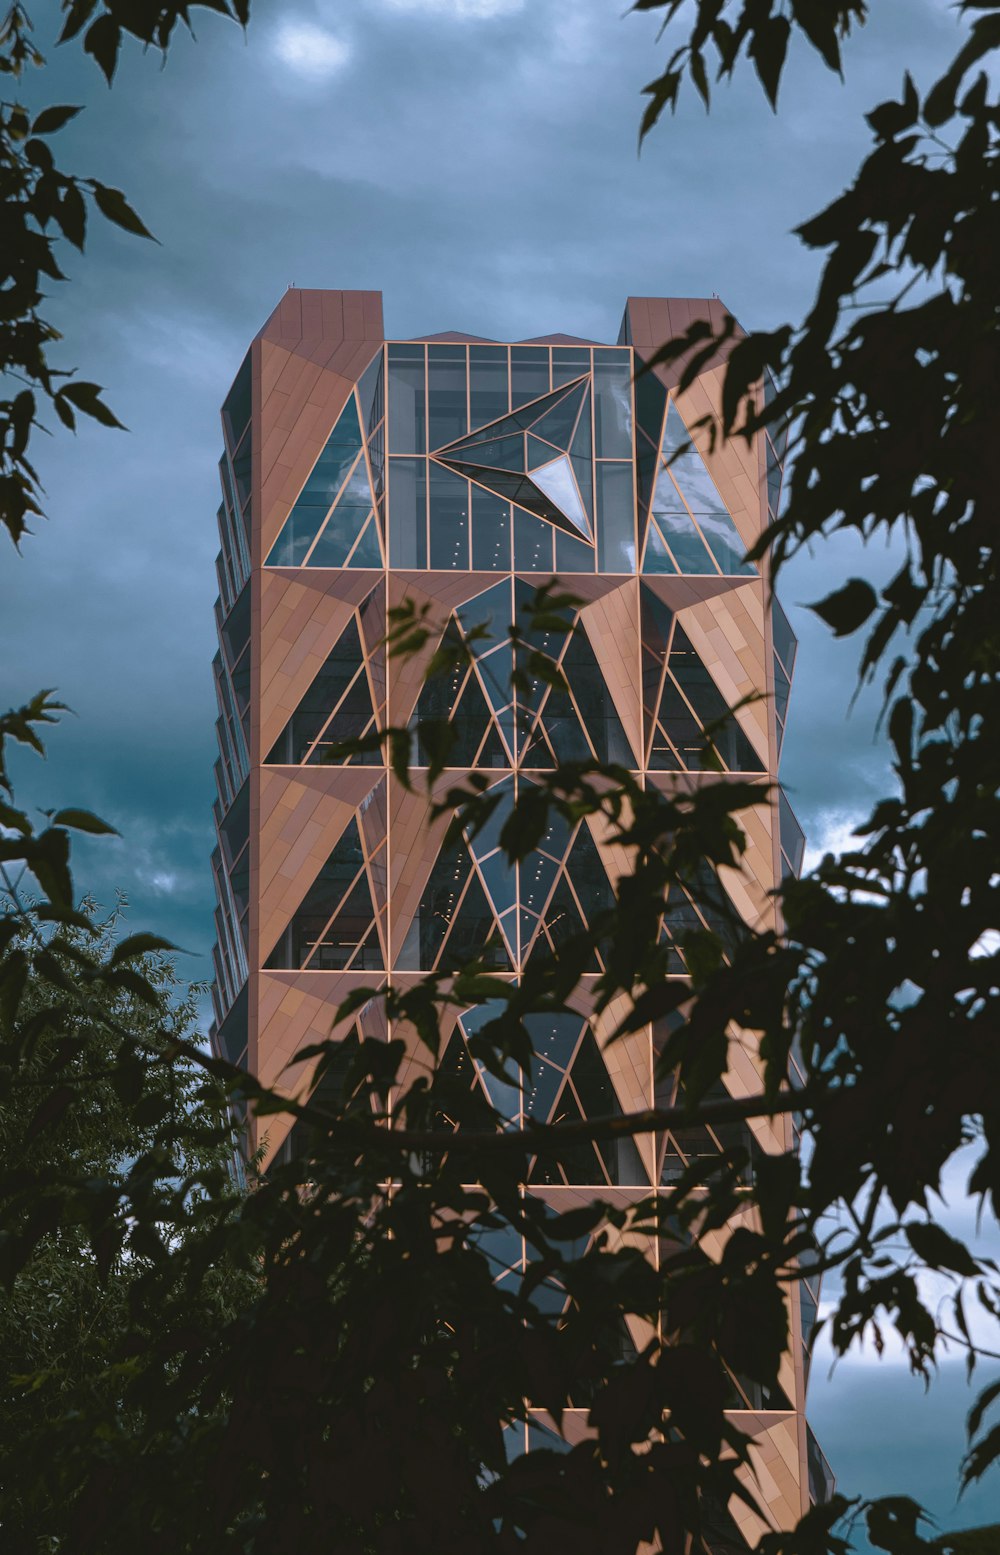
[258,768,383,957]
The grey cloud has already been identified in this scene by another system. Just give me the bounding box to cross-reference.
[2,0,961,1001]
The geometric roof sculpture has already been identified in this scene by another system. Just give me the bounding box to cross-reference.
[434,376,593,543]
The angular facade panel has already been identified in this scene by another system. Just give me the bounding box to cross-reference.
[208,288,827,1536]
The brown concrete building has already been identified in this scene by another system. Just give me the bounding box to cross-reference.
[209,288,830,1539]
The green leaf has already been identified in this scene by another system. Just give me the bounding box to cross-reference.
[89,182,156,240]
[30,105,83,135]
[808,578,878,638]
[51,808,119,836]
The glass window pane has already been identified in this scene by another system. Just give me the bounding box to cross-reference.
[429,462,470,569]
[551,347,591,388]
[595,462,635,572]
[510,347,549,409]
[223,351,252,451]
[427,347,468,449]
[388,457,427,567]
[594,359,633,458]
[471,488,511,571]
[772,595,797,673]
[514,508,554,572]
[469,346,509,427]
[555,528,595,573]
[388,348,426,453]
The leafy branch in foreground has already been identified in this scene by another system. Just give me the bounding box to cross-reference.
[0,0,248,546]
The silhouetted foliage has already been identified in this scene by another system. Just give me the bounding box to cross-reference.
[1,0,999,1550]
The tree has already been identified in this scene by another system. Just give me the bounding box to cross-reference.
[1,0,247,548]
[1,0,999,1551]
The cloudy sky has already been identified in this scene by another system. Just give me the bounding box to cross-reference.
[1,0,996,1540]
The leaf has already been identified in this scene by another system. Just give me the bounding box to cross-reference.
[82,13,121,83]
[808,578,878,638]
[57,381,126,430]
[110,932,177,966]
[89,182,156,240]
[51,807,119,836]
[904,1221,979,1277]
[30,105,83,135]
[25,1084,75,1143]
[748,15,791,110]
[968,1379,1000,1440]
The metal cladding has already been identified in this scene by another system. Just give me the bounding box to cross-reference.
[209,289,829,1536]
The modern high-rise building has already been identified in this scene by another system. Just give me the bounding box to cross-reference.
[209,289,830,1539]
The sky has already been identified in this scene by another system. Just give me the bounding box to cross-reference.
[1,0,997,1541]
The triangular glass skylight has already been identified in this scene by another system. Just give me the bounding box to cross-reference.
[433,377,594,544]
[529,455,589,539]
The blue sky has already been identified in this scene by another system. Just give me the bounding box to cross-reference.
[1,0,996,1539]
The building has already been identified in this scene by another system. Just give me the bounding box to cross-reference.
[208,288,830,1537]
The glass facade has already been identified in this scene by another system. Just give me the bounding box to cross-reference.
[208,292,822,1529]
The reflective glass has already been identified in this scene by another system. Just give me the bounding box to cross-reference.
[427,349,468,449]
[265,505,328,567]
[555,527,595,573]
[446,432,524,472]
[657,510,714,573]
[388,458,427,567]
[594,359,633,458]
[357,348,384,438]
[471,488,511,571]
[222,582,251,666]
[457,580,512,654]
[642,519,679,575]
[308,504,371,568]
[551,347,591,387]
[232,435,252,511]
[428,462,470,569]
[530,454,590,539]
[510,346,549,409]
[595,462,635,572]
[313,875,383,971]
[444,871,512,971]
[469,346,509,427]
[223,351,252,451]
[695,509,755,575]
[774,655,791,728]
[561,627,635,765]
[779,787,805,875]
[347,515,383,568]
[669,627,765,772]
[529,378,587,448]
[634,363,666,450]
[514,508,554,571]
[265,820,366,969]
[771,595,797,672]
[387,351,426,453]
[635,433,659,524]
[477,848,517,916]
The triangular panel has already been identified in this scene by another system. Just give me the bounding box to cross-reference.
[264,817,384,972]
[266,614,380,766]
[264,393,364,566]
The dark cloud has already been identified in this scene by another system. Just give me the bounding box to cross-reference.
[2,0,989,1519]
